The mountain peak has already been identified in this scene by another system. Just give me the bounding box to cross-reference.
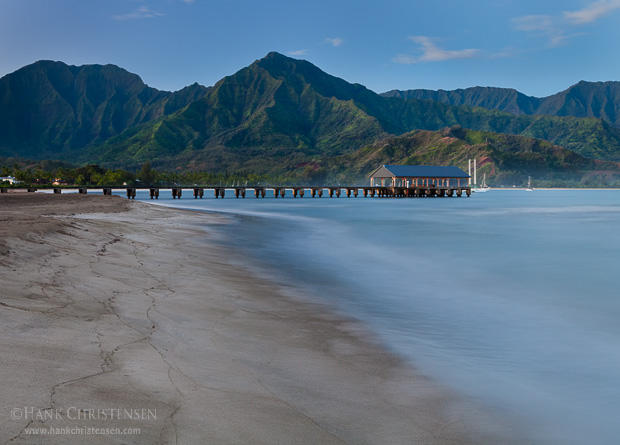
[263,51,289,59]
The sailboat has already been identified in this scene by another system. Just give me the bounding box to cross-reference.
[470,159,490,192]
[526,176,534,192]
[478,173,490,192]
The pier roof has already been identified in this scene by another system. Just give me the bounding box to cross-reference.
[370,165,470,179]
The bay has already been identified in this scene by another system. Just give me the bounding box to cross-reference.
[138,189,620,444]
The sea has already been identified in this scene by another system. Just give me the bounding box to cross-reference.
[130,188,620,444]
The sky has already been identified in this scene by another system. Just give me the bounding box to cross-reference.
[1,0,620,97]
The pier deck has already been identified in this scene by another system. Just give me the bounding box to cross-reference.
[3,185,472,199]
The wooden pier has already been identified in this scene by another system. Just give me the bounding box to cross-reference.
[7,185,471,199]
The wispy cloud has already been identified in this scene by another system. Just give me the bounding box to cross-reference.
[512,15,555,32]
[324,37,344,47]
[394,36,480,64]
[513,1,620,47]
[511,14,569,47]
[288,49,309,56]
[564,0,620,24]
[114,6,164,20]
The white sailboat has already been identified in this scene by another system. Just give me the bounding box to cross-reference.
[526,176,534,192]
[478,173,490,192]
[470,159,490,192]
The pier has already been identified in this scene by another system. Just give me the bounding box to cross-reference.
[4,185,471,199]
[3,164,474,200]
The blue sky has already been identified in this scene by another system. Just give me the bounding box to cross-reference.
[1,0,619,97]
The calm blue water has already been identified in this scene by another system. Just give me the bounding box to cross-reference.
[135,189,620,444]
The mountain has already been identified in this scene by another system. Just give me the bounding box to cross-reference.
[538,81,620,126]
[2,53,620,176]
[0,60,210,158]
[330,126,601,186]
[381,87,542,116]
[93,52,620,169]
[382,81,620,127]
[91,52,394,169]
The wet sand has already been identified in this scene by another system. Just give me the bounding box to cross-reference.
[0,193,516,444]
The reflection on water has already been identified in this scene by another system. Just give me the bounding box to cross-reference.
[139,190,620,444]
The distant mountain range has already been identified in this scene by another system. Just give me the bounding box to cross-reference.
[1,52,620,184]
[381,81,620,128]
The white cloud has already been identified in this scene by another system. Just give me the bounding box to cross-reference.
[511,14,569,47]
[564,0,620,24]
[114,6,164,20]
[512,1,620,48]
[512,15,554,32]
[288,49,309,56]
[324,37,344,47]
[394,36,479,64]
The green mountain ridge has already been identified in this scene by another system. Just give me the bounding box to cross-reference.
[0,60,209,158]
[382,81,620,128]
[2,53,620,181]
[93,52,620,169]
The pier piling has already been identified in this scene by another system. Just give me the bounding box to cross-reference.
[193,188,204,199]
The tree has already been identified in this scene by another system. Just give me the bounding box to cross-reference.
[139,161,156,186]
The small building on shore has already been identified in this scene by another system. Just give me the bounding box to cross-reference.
[369,165,470,188]
[0,176,18,185]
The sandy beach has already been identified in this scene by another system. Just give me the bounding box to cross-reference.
[0,193,516,444]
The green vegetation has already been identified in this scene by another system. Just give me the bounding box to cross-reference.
[0,158,316,187]
[321,127,620,187]
[0,61,208,160]
[4,123,620,189]
[382,81,620,128]
[2,53,620,187]
[84,52,620,171]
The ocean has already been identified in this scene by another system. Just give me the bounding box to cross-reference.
[136,189,620,444]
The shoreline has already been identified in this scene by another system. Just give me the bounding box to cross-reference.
[0,194,518,443]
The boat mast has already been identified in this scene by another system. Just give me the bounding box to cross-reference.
[474,159,477,188]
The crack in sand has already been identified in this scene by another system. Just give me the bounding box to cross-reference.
[209,298,348,443]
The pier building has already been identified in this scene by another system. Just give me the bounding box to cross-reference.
[369,165,470,188]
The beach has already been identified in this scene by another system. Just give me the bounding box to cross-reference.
[0,193,513,444]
